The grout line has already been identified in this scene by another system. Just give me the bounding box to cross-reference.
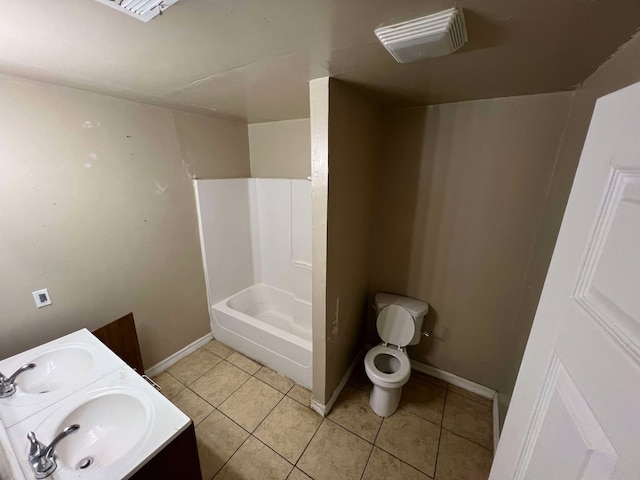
[193,406,218,430]
[325,415,370,440]
[254,367,297,396]
[293,409,324,461]
[286,387,313,409]
[294,418,327,477]
[251,388,288,434]
[372,415,384,445]
[185,386,214,407]
[432,388,448,479]
[212,431,253,479]
[446,386,494,408]
[160,370,185,389]
[163,345,227,389]
[441,427,494,452]
[359,442,375,480]
[366,436,433,477]
[326,408,380,445]
[209,360,253,409]
[251,434,296,468]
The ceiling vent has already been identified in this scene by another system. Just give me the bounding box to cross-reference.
[95,0,180,22]
[375,8,468,63]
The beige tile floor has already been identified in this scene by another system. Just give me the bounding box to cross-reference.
[153,340,494,480]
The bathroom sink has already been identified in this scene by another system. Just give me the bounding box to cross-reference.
[18,345,94,394]
[51,389,152,471]
[0,330,127,428]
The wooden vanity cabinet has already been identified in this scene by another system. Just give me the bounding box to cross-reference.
[131,421,202,480]
[92,312,145,373]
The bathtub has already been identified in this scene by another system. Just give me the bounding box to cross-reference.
[211,284,312,389]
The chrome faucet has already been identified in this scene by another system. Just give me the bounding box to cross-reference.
[0,363,36,398]
[28,424,80,479]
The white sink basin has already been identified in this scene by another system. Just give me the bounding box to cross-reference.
[0,329,126,427]
[19,345,94,394]
[54,390,151,470]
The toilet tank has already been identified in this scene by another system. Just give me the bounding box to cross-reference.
[374,293,429,346]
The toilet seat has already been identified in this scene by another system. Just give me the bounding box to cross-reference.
[364,345,411,389]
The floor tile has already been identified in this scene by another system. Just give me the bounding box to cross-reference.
[447,384,493,407]
[327,385,382,442]
[411,370,449,388]
[171,388,214,426]
[375,408,440,477]
[254,396,322,463]
[287,468,312,480]
[227,351,261,375]
[255,366,295,394]
[214,437,292,480]
[152,371,184,400]
[362,447,430,480]
[168,348,223,386]
[297,420,372,480]
[218,377,283,432]
[287,384,312,407]
[191,361,250,407]
[348,363,372,392]
[399,377,446,425]
[195,410,249,480]
[442,392,493,449]
[204,339,235,359]
[435,430,493,480]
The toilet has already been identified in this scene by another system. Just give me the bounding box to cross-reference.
[364,293,429,417]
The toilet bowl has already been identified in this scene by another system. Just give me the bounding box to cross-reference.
[364,294,429,417]
[364,345,411,417]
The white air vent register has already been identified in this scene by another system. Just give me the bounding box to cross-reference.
[375,8,468,63]
[95,0,180,22]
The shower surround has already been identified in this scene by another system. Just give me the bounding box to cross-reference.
[194,178,312,388]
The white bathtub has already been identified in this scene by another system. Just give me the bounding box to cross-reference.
[211,284,312,389]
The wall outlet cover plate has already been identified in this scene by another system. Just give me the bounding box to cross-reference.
[32,289,51,308]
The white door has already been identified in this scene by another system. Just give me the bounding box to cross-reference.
[491,81,640,479]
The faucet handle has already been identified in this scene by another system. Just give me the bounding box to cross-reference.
[0,363,36,398]
[27,431,45,462]
[28,425,79,479]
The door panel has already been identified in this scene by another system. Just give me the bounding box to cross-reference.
[576,170,640,350]
[518,356,617,480]
[492,81,640,479]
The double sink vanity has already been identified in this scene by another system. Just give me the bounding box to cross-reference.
[0,329,200,480]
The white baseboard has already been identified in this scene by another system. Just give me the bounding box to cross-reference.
[409,358,496,399]
[493,392,500,452]
[145,332,213,377]
[311,349,364,416]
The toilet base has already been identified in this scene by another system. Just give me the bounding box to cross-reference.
[369,384,403,417]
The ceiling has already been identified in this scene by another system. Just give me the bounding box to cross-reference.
[1,0,639,123]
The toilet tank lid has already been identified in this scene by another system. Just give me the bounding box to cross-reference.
[375,293,429,317]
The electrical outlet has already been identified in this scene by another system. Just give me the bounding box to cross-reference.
[32,288,52,308]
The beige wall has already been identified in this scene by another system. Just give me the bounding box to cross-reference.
[310,78,329,403]
[248,119,311,178]
[369,93,573,395]
[0,75,249,368]
[322,79,382,402]
[173,110,250,179]
[497,32,640,421]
